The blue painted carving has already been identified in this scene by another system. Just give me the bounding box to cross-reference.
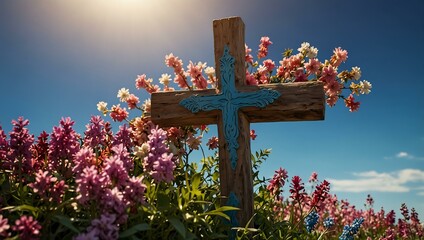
[180,45,281,170]
[226,191,239,239]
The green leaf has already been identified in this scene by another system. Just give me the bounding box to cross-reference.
[53,215,80,233]
[168,216,186,239]
[191,173,201,189]
[119,223,150,238]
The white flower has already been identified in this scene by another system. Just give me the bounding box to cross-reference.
[306,46,318,59]
[159,73,171,86]
[197,61,207,69]
[352,67,361,80]
[117,88,130,102]
[135,143,150,158]
[298,42,310,53]
[205,67,215,76]
[142,99,151,114]
[360,80,372,94]
[97,101,108,114]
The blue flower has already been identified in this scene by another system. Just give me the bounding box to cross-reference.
[323,217,334,229]
[339,217,364,240]
[304,211,319,233]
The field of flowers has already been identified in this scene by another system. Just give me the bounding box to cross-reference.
[1,38,422,239]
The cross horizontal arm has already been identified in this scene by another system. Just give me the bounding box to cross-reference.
[150,81,325,127]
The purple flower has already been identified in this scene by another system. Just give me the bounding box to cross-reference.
[124,176,146,205]
[8,117,35,177]
[49,117,80,176]
[0,126,10,170]
[12,215,42,240]
[76,213,119,240]
[83,116,108,149]
[111,144,133,172]
[112,124,133,149]
[143,127,175,183]
[76,166,109,205]
[73,147,96,177]
[104,153,129,189]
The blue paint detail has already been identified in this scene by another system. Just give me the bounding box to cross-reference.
[180,45,281,170]
[227,191,240,226]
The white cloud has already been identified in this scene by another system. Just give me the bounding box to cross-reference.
[396,152,410,158]
[328,169,424,194]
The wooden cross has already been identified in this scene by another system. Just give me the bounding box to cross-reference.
[151,17,324,229]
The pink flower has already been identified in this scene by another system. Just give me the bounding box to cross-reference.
[188,61,208,89]
[12,215,41,240]
[319,65,337,83]
[245,44,254,64]
[206,136,219,150]
[326,94,339,107]
[331,47,348,67]
[174,74,189,89]
[246,70,258,85]
[324,79,342,97]
[310,180,330,210]
[294,67,307,82]
[124,176,146,205]
[0,215,10,238]
[344,94,360,112]
[308,172,318,183]
[258,36,272,59]
[135,74,151,89]
[29,170,67,203]
[250,130,257,140]
[305,58,321,75]
[76,165,109,205]
[83,116,107,149]
[49,117,80,177]
[289,176,307,203]
[267,167,288,197]
[110,104,128,122]
[126,94,139,109]
[77,213,119,240]
[112,124,133,149]
[143,127,176,183]
[8,117,35,177]
[165,53,183,73]
[262,59,275,72]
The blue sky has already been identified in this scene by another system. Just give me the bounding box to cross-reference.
[1,0,423,218]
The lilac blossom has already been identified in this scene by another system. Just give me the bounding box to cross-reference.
[112,124,133,149]
[75,166,109,205]
[8,117,34,177]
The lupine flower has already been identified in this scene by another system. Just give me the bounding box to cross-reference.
[76,165,109,205]
[324,217,335,229]
[311,180,330,210]
[12,215,42,240]
[339,217,364,240]
[77,213,119,240]
[267,167,288,197]
[124,176,146,205]
[84,116,107,149]
[304,211,319,233]
[0,126,9,169]
[290,176,306,202]
[0,215,10,238]
[31,131,49,171]
[29,170,68,203]
[143,127,175,183]
[8,117,35,177]
[104,154,129,189]
[49,117,80,177]
[112,124,133,149]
